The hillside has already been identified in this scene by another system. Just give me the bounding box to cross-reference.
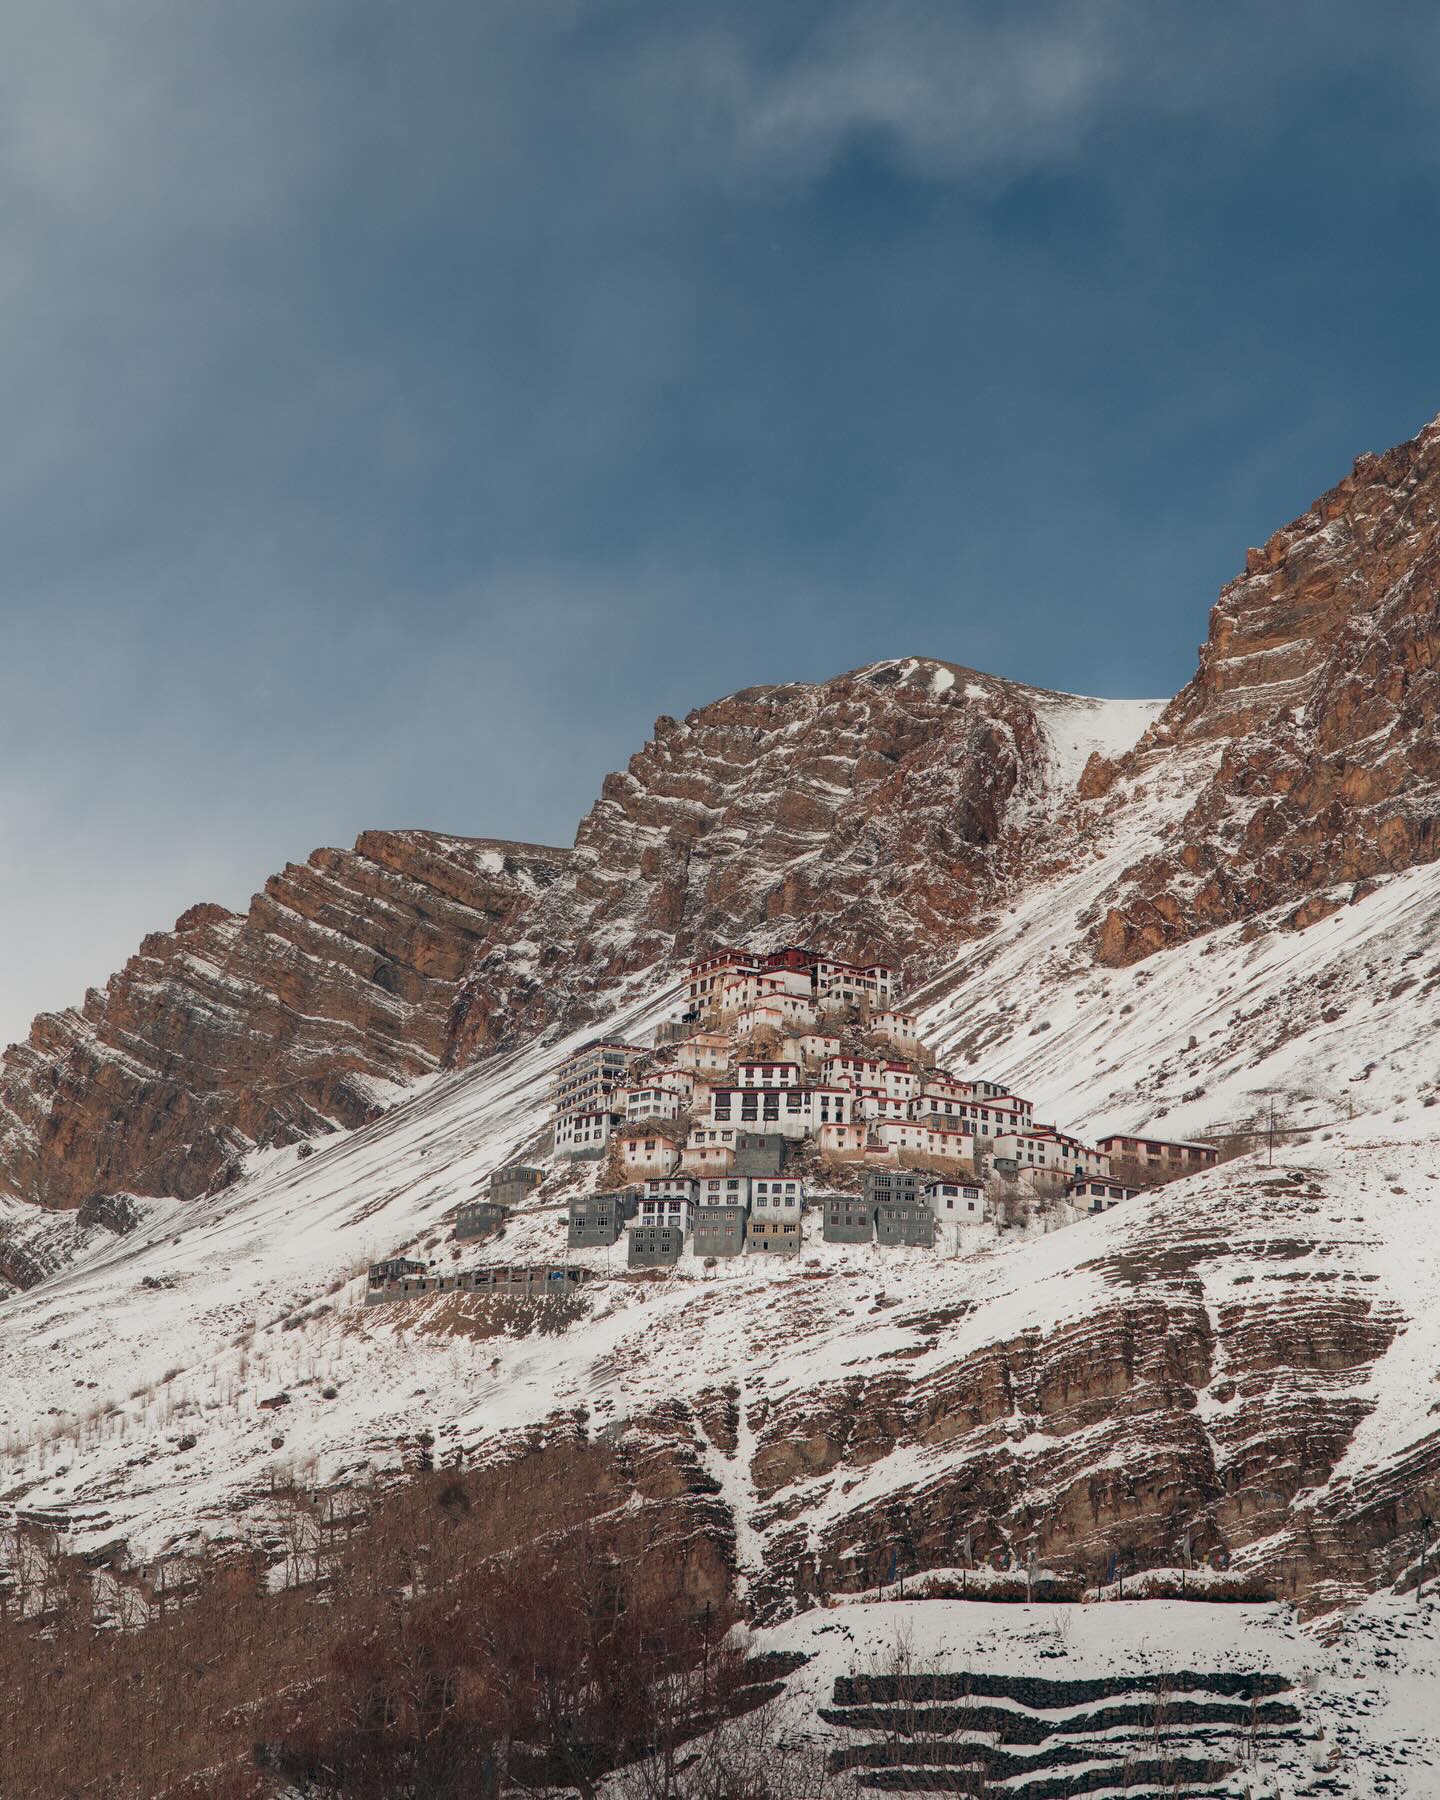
[3,412,1440,1794]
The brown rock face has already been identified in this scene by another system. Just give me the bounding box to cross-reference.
[450,659,1054,1057]
[0,659,1080,1209]
[1099,411,1440,964]
[0,832,569,1209]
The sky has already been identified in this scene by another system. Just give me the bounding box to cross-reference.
[2,0,1440,1047]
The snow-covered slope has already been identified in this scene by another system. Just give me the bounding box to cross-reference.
[2,706,1437,1615]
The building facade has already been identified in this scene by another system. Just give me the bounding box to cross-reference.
[692,1205,747,1258]
[823,1195,876,1243]
[876,1199,936,1247]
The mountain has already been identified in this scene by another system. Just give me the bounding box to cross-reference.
[0,831,569,1210]
[1096,413,1440,963]
[0,663,1149,1211]
[3,411,1440,1793]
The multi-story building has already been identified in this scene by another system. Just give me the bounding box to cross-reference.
[710,1083,853,1138]
[675,1031,733,1076]
[555,1109,620,1159]
[822,1194,876,1243]
[568,1190,637,1247]
[628,1224,685,1268]
[732,1132,788,1176]
[614,1125,682,1176]
[489,1165,545,1208]
[874,1120,976,1165]
[748,1216,802,1255]
[737,1060,804,1089]
[991,1128,1109,1179]
[699,1174,751,1208]
[551,1040,646,1117]
[1068,1177,1141,1213]
[454,1200,508,1239]
[864,1166,923,1207]
[693,1205,746,1258]
[876,1198,936,1248]
[622,1083,685,1122]
[640,1174,697,1202]
[368,1256,427,1288]
[683,1133,739,1176]
[923,1179,987,1223]
[871,1009,924,1052]
[823,1053,886,1090]
[634,1192,693,1233]
[1094,1134,1219,1176]
[749,1175,803,1221]
[687,950,760,1016]
[817,1120,867,1160]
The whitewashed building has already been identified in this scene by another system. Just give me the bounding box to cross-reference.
[1068,1176,1141,1213]
[872,1008,923,1052]
[615,1126,682,1176]
[1094,1134,1219,1175]
[623,1083,684,1122]
[855,1088,909,1123]
[822,1053,885,1091]
[675,1031,733,1076]
[874,1120,977,1164]
[634,1193,694,1233]
[880,1063,921,1102]
[993,1128,1109,1178]
[555,1109,620,1159]
[924,1178,987,1223]
[682,1123,738,1175]
[699,1174,751,1208]
[642,1175,697,1201]
[749,1175,803,1220]
[737,1060,804,1090]
[817,1120,867,1159]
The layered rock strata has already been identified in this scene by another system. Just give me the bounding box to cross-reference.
[1098,412,1440,963]
[0,832,568,1209]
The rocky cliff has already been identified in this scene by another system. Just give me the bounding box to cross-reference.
[1,661,1111,1209]
[6,410,1440,1209]
[449,659,1084,1059]
[1096,413,1440,964]
[0,831,567,1210]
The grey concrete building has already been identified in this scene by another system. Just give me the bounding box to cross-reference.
[627,1224,685,1268]
[490,1164,545,1208]
[368,1256,427,1289]
[864,1167,924,1207]
[568,1189,637,1248]
[876,1198,936,1247]
[366,1263,591,1305]
[454,1200,508,1239]
[693,1205,747,1259]
[822,1194,876,1243]
[733,1132,788,1177]
[748,1218,803,1255]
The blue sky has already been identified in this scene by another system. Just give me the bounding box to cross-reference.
[3,0,1440,1044]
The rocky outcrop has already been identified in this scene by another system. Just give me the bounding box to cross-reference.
[0,659,1108,1209]
[1098,411,1440,963]
[0,832,568,1209]
[609,1170,1424,1624]
[450,659,1058,1057]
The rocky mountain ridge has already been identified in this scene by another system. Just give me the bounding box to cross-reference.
[3,408,1439,1218]
[0,831,568,1210]
[1095,413,1440,963]
[0,663,1141,1211]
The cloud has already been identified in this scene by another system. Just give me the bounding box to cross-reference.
[2,0,1439,1052]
